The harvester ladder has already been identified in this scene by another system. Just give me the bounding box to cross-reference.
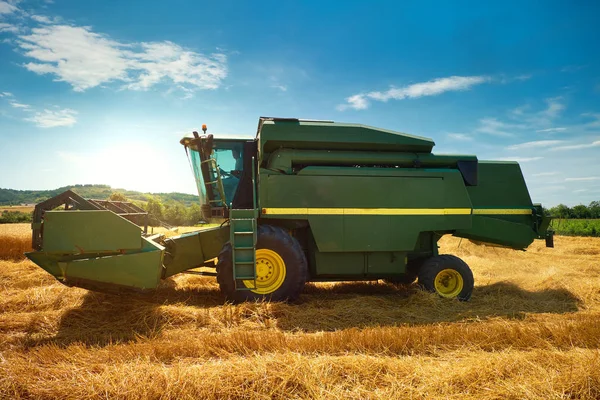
[230,156,259,291]
[230,210,257,290]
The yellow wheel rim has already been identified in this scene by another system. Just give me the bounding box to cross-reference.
[243,249,286,294]
[434,269,464,298]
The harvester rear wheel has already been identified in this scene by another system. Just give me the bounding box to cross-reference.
[418,255,474,301]
[216,225,308,302]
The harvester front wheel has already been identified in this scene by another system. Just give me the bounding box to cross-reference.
[216,225,308,302]
[418,255,474,301]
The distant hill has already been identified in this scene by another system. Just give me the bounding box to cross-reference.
[0,184,199,206]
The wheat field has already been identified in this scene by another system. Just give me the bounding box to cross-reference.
[1,223,599,399]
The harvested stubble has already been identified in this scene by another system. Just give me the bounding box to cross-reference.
[0,223,31,261]
[0,224,599,399]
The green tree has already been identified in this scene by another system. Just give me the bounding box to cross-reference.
[187,203,203,225]
[589,201,600,219]
[164,202,187,226]
[572,204,590,219]
[550,204,572,218]
[108,192,127,202]
[0,210,32,223]
[145,197,164,226]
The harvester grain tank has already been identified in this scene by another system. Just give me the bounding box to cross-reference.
[26,117,554,302]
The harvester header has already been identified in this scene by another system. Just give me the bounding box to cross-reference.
[26,117,554,302]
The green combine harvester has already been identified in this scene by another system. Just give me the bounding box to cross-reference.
[26,117,554,302]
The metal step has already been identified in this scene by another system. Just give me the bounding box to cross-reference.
[230,206,258,291]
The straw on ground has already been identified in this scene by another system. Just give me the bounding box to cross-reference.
[1,224,599,399]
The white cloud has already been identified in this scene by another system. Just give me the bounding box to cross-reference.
[561,65,586,73]
[514,74,532,81]
[476,118,524,137]
[542,97,565,120]
[532,172,558,177]
[565,176,600,182]
[447,133,472,141]
[124,41,227,91]
[27,108,77,128]
[2,91,78,128]
[30,15,54,24]
[0,1,18,15]
[9,100,30,109]
[18,25,130,91]
[510,104,530,117]
[271,84,287,92]
[30,15,64,25]
[549,140,600,151]
[473,96,571,142]
[582,113,600,129]
[0,22,19,33]
[15,24,227,92]
[495,156,543,162]
[506,96,565,129]
[337,94,369,111]
[368,76,490,101]
[499,74,532,84]
[506,140,565,150]
[536,185,566,192]
[536,127,566,133]
[338,75,490,110]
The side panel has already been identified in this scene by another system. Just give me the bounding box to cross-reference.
[259,121,435,156]
[26,236,165,291]
[42,210,143,253]
[455,162,537,249]
[61,246,163,290]
[309,250,408,278]
[163,226,231,278]
[314,251,365,276]
[260,167,473,252]
[367,252,407,275]
[466,161,532,207]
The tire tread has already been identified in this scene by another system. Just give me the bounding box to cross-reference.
[216,225,307,302]
[417,254,474,301]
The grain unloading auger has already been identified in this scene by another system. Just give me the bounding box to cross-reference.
[26,117,554,301]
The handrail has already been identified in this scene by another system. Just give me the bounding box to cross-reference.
[251,156,257,210]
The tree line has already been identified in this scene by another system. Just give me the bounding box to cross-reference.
[108,192,204,226]
[0,184,199,207]
[0,210,32,223]
[0,193,206,226]
[3,193,600,225]
[546,201,600,219]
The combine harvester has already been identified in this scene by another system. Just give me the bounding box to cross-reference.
[26,117,554,302]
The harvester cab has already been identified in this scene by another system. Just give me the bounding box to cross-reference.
[25,117,554,303]
[181,131,256,219]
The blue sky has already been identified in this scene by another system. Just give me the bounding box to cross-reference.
[0,0,599,206]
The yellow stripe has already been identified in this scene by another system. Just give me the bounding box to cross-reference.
[262,207,532,216]
[473,208,532,215]
[341,208,472,215]
[263,208,309,215]
[262,208,472,216]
